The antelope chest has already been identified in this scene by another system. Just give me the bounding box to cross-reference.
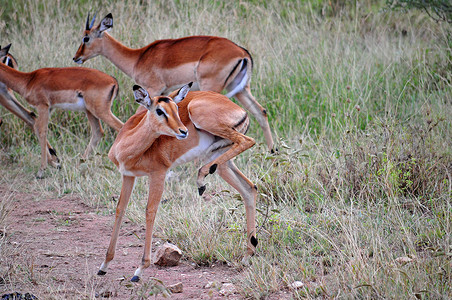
[172,131,215,168]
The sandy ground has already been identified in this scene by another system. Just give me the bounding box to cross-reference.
[0,186,254,299]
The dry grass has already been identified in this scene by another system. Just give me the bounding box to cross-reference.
[1,0,451,298]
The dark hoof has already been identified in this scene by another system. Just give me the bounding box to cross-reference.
[131,276,140,282]
[97,270,107,276]
[198,185,206,196]
[36,171,44,179]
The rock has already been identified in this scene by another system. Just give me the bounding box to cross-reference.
[219,283,236,296]
[395,256,413,265]
[289,281,304,290]
[153,242,182,266]
[167,282,183,293]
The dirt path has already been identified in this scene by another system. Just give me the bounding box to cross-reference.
[1,187,246,299]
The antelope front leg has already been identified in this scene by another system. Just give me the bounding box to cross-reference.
[34,105,50,179]
[98,175,136,276]
[131,170,166,282]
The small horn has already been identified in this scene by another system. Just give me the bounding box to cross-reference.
[85,13,91,30]
[90,12,97,29]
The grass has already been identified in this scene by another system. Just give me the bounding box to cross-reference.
[1,0,451,298]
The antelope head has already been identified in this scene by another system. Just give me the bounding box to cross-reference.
[73,13,113,64]
[132,84,190,140]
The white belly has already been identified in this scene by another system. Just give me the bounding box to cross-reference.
[172,131,215,168]
[53,97,85,111]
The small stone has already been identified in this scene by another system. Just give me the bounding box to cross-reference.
[395,256,413,265]
[167,282,183,293]
[204,281,215,289]
[219,283,236,296]
[153,242,182,266]
[289,281,304,290]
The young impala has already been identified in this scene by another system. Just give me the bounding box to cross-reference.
[73,13,275,152]
[99,83,258,282]
[0,44,123,178]
[0,44,60,168]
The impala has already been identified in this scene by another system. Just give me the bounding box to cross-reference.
[99,83,257,282]
[73,13,275,152]
[0,44,60,168]
[0,44,124,178]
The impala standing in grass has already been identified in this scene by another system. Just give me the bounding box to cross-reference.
[0,44,124,178]
[73,13,275,152]
[0,44,60,168]
[99,83,258,282]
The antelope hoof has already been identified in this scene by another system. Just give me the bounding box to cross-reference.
[198,185,206,196]
[241,255,251,266]
[97,270,107,276]
[36,170,45,179]
[131,276,140,282]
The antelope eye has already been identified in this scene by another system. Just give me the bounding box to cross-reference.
[156,108,165,116]
[83,36,90,43]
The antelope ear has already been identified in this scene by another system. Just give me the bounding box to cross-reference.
[98,13,113,33]
[133,85,152,109]
[173,82,192,103]
[0,44,11,56]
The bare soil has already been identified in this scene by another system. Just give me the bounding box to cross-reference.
[0,185,255,299]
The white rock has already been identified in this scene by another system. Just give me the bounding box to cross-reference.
[219,283,236,296]
[289,281,304,290]
[167,282,183,293]
[153,242,182,266]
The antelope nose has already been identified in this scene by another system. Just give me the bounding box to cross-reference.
[179,129,188,136]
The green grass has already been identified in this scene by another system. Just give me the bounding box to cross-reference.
[1,0,451,298]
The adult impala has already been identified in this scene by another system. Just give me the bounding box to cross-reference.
[73,13,275,152]
[99,83,257,282]
[0,44,124,178]
[0,44,60,168]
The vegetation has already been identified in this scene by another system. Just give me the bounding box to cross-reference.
[1,0,451,298]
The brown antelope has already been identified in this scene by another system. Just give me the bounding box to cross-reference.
[73,13,275,153]
[0,44,124,178]
[0,44,60,168]
[99,83,257,282]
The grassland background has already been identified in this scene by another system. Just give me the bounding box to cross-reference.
[0,0,451,298]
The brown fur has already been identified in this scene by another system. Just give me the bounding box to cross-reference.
[0,48,59,167]
[100,88,257,281]
[0,61,123,178]
[73,13,274,151]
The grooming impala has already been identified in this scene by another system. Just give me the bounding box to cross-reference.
[0,44,123,178]
[99,83,257,282]
[73,13,275,152]
[0,44,60,168]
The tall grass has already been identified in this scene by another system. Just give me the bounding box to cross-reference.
[1,0,451,298]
